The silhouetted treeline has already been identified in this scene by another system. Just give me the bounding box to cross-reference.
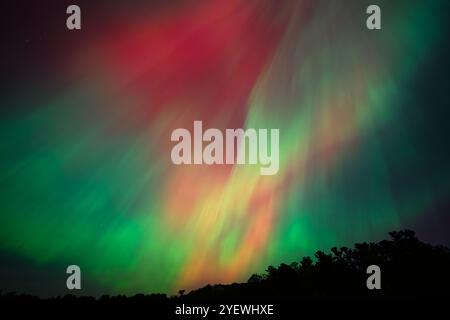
[1,230,450,305]
[185,230,450,301]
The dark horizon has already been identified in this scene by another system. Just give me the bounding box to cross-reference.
[1,229,450,300]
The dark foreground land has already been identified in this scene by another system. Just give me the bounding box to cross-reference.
[1,230,449,317]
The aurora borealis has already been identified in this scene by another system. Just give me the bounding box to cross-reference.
[1,0,450,297]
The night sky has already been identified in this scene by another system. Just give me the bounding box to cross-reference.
[1,0,450,297]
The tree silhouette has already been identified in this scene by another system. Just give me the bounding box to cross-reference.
[1,230,450,306]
